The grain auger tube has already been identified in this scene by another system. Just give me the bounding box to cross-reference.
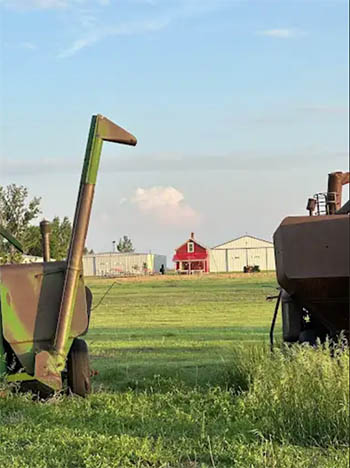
[0,115,137,396]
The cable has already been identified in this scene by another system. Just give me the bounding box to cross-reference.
[269,290,282,353]
[91,280,120,311]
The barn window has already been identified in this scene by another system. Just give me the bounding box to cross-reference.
[187,242,194,253]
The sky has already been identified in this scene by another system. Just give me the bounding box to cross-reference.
[0,0,348,264]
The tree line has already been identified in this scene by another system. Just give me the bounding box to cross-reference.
[0,184,134,264]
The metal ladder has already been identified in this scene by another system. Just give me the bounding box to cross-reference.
[314,193,328,215]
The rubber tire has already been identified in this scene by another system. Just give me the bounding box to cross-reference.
[67,338,91,397]
[299,329,317,346]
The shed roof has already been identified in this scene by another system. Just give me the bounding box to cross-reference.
[212,234,273,249]
[83,252,165,258]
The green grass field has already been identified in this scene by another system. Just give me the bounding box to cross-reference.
[0,274,348,467]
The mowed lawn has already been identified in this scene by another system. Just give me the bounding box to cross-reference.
[0,274,348,468]
[88,273,280,391]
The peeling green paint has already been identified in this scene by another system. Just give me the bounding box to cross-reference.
[0,283,34,372]
[81,115,103,186]
[6,373,35,382]
[0,284,32,343]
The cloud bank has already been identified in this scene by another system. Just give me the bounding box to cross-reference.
[2,148,348,176]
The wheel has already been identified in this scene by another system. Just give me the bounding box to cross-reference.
[299,329,317,346]
[67,338,91,397]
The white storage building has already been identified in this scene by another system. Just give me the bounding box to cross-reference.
[83,252,167,277]
[209,235,275,272]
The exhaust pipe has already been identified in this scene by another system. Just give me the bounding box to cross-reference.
[40,219,51,262]
[327,172,350,214]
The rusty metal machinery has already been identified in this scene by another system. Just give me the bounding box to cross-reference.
[0,115,137,396]
[273,171,350,345]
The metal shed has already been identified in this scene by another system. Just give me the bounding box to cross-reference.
[209,235,275,272]
[83,252,167,276]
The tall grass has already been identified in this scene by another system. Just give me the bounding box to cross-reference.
[1,276,348,466]
[230,341,349,447]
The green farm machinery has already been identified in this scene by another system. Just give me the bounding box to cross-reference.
[0,115,137,396]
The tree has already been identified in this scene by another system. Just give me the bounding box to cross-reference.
[117,235,134,253]
[22,225,42,257]
[22,216,73,261]
[0,184,73,263]
[49,216,72,260]
[0,184,41,263]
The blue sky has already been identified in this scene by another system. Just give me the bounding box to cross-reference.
[0,0,348,262]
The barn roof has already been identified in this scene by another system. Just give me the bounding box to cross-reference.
[212,234,273,249]
[174,237,208,252]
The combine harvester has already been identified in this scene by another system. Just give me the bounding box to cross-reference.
[272,171,350,346]
[0,115,137,396]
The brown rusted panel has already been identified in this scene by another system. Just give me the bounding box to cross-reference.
[327,172,350,214]
[97,115,137,145]
[274,214,349,332]
[306,198,316,216]
[0,261,88,374]
[336,200,350,214]
[275,215,349,279]
[34,350,62,391]
[54,184,94,356]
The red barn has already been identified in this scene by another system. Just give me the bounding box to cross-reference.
[173,233,209,273]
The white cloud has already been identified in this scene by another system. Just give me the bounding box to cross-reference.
[20,41,38,50]
[130,186,200,226]
[58,18,170,58]
[258,28,302,39]
[58,36,98,58]
[57,0,229,57]
[298,105,349,114]
[2,157,79,176]
[0,0,111,9]
[2,0,232,57]
[1,0,68,8]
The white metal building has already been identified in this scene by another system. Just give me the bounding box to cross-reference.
[22,255,44,263]
[209,235,275,272]
[83,252,167,277]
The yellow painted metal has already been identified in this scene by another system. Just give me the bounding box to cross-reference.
[6,373,35,382]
